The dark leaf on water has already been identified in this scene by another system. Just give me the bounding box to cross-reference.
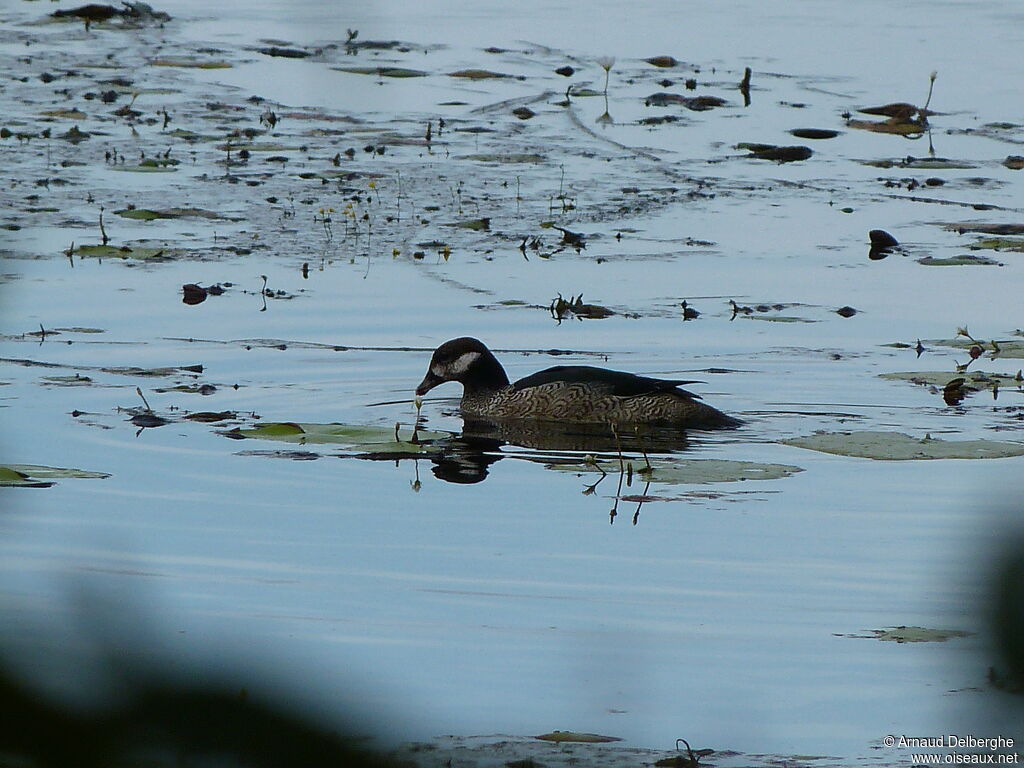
[131,413,170,428]
[740,144,812,162]
[869,229,899,248]
[645,56,679,68]
[789,128,840,140]
[182,283,208,305]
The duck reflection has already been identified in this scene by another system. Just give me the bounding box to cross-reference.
[417,416,694,488]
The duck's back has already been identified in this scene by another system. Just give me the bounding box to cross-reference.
[512,365,701,398]
[462,365,739,428]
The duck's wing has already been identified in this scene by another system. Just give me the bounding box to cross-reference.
[512,365,703,399]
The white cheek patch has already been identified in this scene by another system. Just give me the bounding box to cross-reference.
[448,351,480,376]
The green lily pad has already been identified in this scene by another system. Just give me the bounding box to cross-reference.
[333,66,428,78]
[41,108,88,119]
[880,370,1022,388]
[114,207,225,221]
[453,217,490,231]
[862,626,971,643]
[40,374,93,386]
[0,463,110,487]
[462,153,545,164]
[739,315,815,323]
[917,254,1002,266]
[926,338,1024,358]
[548,458,802,484]
[970,237,1024,252]
[784,431,1024,460]
[448,69,513,79]
[535,732,622,744]
[109,163,178,173]
[77,244,174,259]
[151,58,231,69]
[224,422,447,453]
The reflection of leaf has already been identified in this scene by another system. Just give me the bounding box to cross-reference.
[784,431,1024,460]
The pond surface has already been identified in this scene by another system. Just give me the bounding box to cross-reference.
[2,0,1024,762]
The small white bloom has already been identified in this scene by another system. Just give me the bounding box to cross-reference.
[597,55,615,72]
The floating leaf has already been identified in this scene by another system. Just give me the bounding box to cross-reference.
[77,244,173,259]
[854,626,971,643]
[645,56,679,68]
[461,153,545,164]
[224,422,448,453]
[333,66,427,78]
[970,237,1024,253]
[448,69,512,79]
[917,254,1002,266]
[789,128,839,140]
[881,370,1022,388]
[784,431,1024,461]
[151,58,231,69]
[114,207,227,221]
[0,463,110,487]
[535,732,622,744]
[548,458,802,484]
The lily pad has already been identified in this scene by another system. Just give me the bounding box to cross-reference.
[333,66,428,78]
[856,626,971,643]
[109,163,178,173]
[535,732,622,744]
[0,463,110,487]
[223,422,448,453]
[77,244,174,259]
[784,431,1024,461]
[461,153,545,164]
[114,207,227,221]
[151,58,231,69]
[548,458,803,485]
[970,237,1024,252]
[926,337,1024,358]
[917,254,1002,266]
[448,69,513,80]
[739,314,815,323]
[880,370,1022,388]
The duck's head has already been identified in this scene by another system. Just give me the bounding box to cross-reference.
[416,337,509,396]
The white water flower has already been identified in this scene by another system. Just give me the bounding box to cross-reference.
[597,56,615,94]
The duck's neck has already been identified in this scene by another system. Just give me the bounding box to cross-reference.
[462,348,510,396]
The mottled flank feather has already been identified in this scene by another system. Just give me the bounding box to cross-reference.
[416,337,740,429]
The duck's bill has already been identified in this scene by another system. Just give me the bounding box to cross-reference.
[415,371,442,397]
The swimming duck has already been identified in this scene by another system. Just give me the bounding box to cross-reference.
[415,337,740,429]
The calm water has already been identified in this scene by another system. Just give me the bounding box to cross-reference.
[1,0,1023,759]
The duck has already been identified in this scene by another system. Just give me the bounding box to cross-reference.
[415,337,740,429]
